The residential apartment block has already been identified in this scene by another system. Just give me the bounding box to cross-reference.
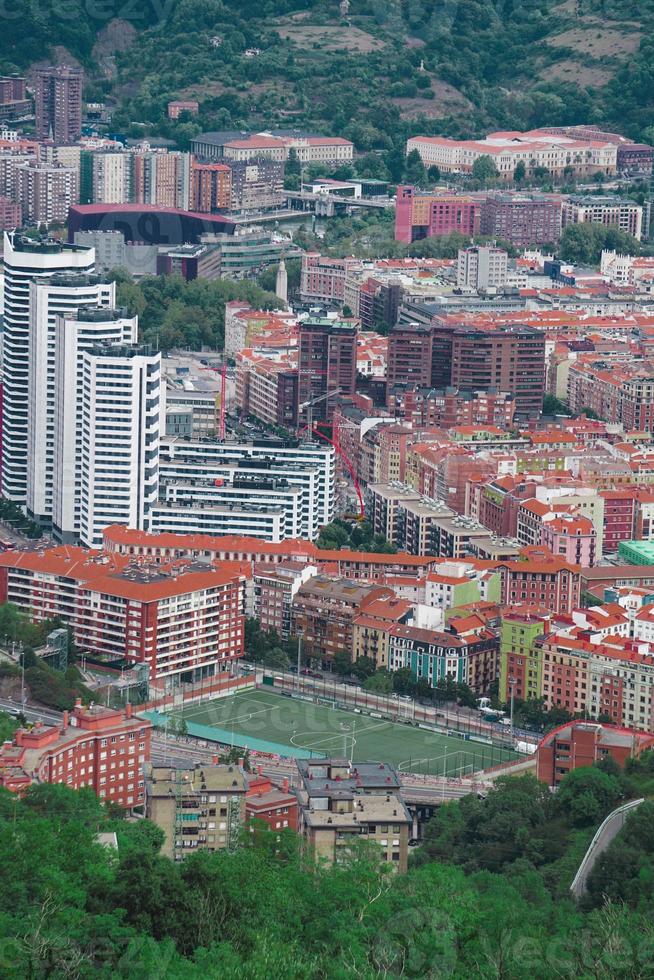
[146,763,247,859]
[0,701,150,810]
[296,759,411,872]
[0,547,246,684]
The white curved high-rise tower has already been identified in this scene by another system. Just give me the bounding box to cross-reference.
[2,232,94,502]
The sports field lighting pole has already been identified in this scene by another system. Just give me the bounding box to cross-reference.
[296,633,303,693]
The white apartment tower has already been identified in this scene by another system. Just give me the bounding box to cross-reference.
[456,245,508,290]
[79,344,161,548]
[2,233,95,502]
[26,275,116,525]
[51,308,139,542]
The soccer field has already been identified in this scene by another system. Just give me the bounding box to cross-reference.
[168,689,517,776]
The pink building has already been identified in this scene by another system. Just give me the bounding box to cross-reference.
[541,514,597,567]
[395,186,481,244]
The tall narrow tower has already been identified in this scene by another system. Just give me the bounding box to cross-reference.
[275,257,288,304]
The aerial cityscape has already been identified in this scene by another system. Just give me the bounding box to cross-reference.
[1,0,654,975]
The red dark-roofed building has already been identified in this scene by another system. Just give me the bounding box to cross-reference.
[0,700,150,809]
[67,204,236,244]
[536,721,654,787]
[600,489,639,554]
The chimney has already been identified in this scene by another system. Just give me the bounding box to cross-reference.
[238,757,244,768]
[282,777,289,793]
[212,754,219,765]
[62,710,69,729]
[74,698,82,708]
[125,702,133,719]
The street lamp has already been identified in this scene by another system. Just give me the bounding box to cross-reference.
[296,632,303,693]
[508,676,517,740]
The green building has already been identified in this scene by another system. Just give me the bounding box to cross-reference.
[618,540,654,565]
[499,613,549,703]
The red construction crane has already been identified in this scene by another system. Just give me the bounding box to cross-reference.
[219,361,227,441]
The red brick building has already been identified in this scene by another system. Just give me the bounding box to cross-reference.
[0,196,20,230]
[292,576,396,666]
[388,320,545,419]
[479,195,562,247]
[498,547,581,614]
[387,385,515,429]
[0,701,151,809]
[246,773,298,831]
[167,100,199,119]
[536,721,654,787]
[600,489,638,554]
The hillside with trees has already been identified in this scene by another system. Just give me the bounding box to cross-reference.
[2,762,654,976]
[4,1,654,182]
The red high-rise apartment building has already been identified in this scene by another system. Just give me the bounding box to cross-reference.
[0,196,20,230]
[0,547,246,684]
[0,76,25,102]
[190,161,232,212]
[479,195,562,246]
[298,317,357,423]
[0,701,151,809]
[34,65,83,142]
[388,320,545,419]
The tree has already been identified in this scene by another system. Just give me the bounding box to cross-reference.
[363,670,393,694]
[405,148,426,185]
[351,655,377,682]
[471,155,498,184]
[555,766,623,827]
[427,165,441,183]
[559,222,640,265]
[513,160,526,184]
[392,667,416,696]
[333,651,352,679]
[286,147,301,177]
[542,393,572,416]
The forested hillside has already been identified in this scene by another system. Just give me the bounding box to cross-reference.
[4,0,654,173]
[3,763,654,977]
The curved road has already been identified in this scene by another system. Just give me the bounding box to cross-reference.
[570,798,645,899]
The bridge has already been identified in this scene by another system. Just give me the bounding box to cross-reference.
[284,190,393,215]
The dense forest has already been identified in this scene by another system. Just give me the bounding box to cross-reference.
[3,0,654,176]
[2,761,654,976]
